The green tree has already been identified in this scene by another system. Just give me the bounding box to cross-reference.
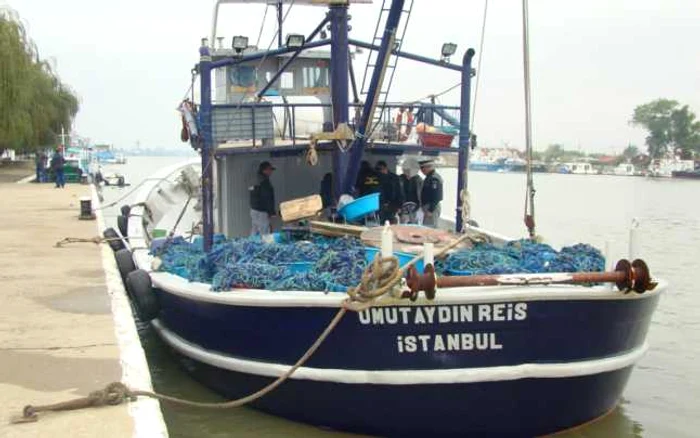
[630,99,700,159]
[543,144,564,162]
[0,8,79,154]
[622,144,639,161]
[670,105,700,159]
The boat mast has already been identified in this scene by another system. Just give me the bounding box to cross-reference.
[329,3,351,199]
[277,0,284,48]
[341,0,406,195]
[522,0,536,238]
[198,44,215,252]
[455,49,476,232]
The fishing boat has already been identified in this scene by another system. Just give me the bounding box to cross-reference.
[108,1,665,436]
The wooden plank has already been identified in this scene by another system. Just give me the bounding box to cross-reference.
[280,195,323,222]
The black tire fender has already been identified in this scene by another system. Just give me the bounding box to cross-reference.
[125,269,159,321]
[103,227,125,252]
[115,248,136,285]
[117,214,129,237]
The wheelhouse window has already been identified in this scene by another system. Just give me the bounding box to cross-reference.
[302,64,329,88]
[229,65,256,88]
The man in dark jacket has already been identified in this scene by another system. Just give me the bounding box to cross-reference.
[419,159,443,227]
[399,159,422,223]
[375,160,404,224]
[249,161,276,235]
[50,149,65,188]
[355,160,381,197]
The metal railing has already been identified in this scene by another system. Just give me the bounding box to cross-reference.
[210,101,461,149]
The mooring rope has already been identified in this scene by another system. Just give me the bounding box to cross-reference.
[11,232,475,424]
[54,236,121,248]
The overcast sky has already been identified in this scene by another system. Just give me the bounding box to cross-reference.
[3,0,699,153]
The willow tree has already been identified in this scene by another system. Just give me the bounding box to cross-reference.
[0,8,79,154]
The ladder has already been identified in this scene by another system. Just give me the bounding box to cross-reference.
[359,0,415,138]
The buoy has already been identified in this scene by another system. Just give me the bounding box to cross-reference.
[103,227,125,252]
[117,215,129,237]
[125,269,159,321]
[115,249,136,284]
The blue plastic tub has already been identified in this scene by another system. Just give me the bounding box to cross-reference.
[364,247,425,274]
[338,193,380,222]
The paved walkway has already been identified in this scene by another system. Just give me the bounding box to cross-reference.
[0,183,164,437]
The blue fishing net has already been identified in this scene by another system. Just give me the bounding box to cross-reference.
[439,239,605,276]
[155,234,367,292]
[156,234,605,292]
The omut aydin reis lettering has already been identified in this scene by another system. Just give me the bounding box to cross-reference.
[358,303,528,326]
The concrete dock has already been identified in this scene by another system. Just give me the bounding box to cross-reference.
[0,182,166,437]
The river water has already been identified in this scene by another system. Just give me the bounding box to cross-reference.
[101,156,698,438]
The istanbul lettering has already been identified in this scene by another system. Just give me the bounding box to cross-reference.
[357,303,528,353]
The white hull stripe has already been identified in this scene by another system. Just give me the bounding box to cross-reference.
[152,320,648,386]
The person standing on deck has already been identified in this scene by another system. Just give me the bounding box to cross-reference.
[375,160,404,224]
[320,172,335,220]
[400,159,422,224]
[249,161,276,235]
[50,149,65,188]
[419,159,443,227]
[355,160,381,197]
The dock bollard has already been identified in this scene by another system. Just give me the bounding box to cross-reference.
[79,197,96,220]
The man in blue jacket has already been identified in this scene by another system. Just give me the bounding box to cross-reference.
[50,149,65,188]
[249,161,276,235]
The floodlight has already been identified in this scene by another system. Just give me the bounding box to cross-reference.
[286,34,306,48]
[441,42,458,58]
[232,35,249,51]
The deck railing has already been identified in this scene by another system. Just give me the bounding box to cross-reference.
[210,101,461,149]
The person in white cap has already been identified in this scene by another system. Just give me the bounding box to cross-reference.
[419,159,443,227]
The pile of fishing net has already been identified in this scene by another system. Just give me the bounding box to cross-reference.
[155,234,367,292]
[155,234,605,292]
[437,239,605,276]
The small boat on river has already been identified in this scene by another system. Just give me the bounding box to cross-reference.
[107,1,665,436]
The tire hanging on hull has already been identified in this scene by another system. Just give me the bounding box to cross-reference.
[125,269,160,321]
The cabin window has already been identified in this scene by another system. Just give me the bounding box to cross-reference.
[229,65,256,88]
[281,71,294,89]
[302,66,329,88]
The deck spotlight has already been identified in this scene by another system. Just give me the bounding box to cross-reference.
[441,42,458,60]
[286,33,306,48]
[232,35,249,52]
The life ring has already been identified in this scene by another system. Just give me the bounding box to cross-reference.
[125,269,160,321]
[115,248,136,284]
[117,215,129,238]
[103,227,125,252]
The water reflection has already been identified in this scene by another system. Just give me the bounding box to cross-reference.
[551,400,643,438]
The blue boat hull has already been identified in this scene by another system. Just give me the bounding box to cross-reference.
[170,348,633,437]
[147,283,660,437]
[155,290,658,370]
